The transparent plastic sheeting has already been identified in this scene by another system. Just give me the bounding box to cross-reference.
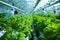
[34,0,60,14]
[0,0,59,13]
[34,0,59,11]
[0,30,6,37]
[34,3,60,14]
[0,0,37,13]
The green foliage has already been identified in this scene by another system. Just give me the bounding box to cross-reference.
[0,13,7,18]
[32,12,60,40]
[0,12,60,40]
[32,13,47,32]
[0,13,7,30]
[43,23,60,40]
[0,13,33,40]
[43,12,56,18]
[56,12,60,19]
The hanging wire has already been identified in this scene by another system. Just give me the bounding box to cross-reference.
[0,1,26,13]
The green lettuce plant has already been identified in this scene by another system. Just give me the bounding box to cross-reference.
[0,13,33,40]
[0,12,60,40]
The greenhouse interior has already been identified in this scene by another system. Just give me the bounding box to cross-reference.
[0,0,60,40]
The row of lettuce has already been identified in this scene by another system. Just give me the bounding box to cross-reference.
[0,12,60,40]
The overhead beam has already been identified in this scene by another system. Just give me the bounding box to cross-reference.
[0,1,26,13]
[33,0,60,13]
[30,0,41,13]
[44,0,60,8]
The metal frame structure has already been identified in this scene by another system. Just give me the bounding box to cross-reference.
[0,1,26,13]
[0,0,60,13]
[31,0,60,13]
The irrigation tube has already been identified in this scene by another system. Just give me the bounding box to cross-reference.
[0,1,26,13]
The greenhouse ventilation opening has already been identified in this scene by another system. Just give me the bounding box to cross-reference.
[0,0,60,40]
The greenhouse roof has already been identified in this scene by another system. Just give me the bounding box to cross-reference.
[0,0,60,13]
